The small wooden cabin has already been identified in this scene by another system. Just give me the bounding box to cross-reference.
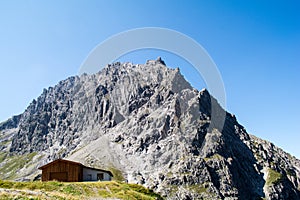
[38,159,113,182]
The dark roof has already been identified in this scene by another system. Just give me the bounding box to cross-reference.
[38,159,113,177]
[38,159,82,169]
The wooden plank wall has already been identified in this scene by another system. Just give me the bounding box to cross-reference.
[41,161,83,182]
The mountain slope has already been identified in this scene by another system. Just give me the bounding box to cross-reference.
[0,180,162,199]
[0,58,299,199]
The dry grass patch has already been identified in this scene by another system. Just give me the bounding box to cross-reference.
[0,180,163,200]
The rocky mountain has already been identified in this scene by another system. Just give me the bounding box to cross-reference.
[0,58,300,199]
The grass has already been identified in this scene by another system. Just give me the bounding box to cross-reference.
[166,171,173,178]
[266,168,283,186]
[186,184,207,193]
[109,167,125,181]
[0,152,7,163]
[0,139,11,146]
[0,180,163,200]
[0,152,37,180]
[185,182,218,195]
[167,184,216,199]
[203,153,223,162]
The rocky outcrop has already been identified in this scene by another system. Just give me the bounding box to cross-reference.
[0,115,22,131]
[0,58,299,199]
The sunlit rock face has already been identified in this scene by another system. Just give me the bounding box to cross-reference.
[1,58,300,199]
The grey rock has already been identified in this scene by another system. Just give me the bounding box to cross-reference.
[0,114,22,131]
[0,58,299,200]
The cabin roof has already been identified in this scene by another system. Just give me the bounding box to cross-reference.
[38,159,81,169]
[83,165,113,177]
[38,159,113,177]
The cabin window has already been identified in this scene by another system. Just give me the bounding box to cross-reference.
[97,173,104,181]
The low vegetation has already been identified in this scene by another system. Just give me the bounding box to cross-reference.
[109,167,125,182]
[0,180,163,200]
[266,168,283,186]
[186,184,207,193]
[0,152,7,163]
[0,152,37,180]
[203,153,223,162]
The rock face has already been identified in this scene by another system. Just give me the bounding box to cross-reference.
[0,58,300,199]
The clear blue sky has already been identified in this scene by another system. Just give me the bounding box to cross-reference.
[0,1,299,158]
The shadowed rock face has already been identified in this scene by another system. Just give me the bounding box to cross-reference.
[1,59,300,199]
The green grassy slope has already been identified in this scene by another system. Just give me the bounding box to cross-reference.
[0,180,163,200]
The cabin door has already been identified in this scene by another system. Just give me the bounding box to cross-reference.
[50,172,68,182]
[97,173,104,181]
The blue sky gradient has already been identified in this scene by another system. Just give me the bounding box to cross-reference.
[0,1,299,157]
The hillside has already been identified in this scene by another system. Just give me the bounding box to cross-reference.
[0,180,162,199]
[0,58,300,199]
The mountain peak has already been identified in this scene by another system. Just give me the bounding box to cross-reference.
[0,59,299,199]
[156,56,166,65]
[146,56,166,66]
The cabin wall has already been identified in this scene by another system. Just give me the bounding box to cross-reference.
[82,167,112,181]
[103,172,112,181]
[41,162,83,182]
